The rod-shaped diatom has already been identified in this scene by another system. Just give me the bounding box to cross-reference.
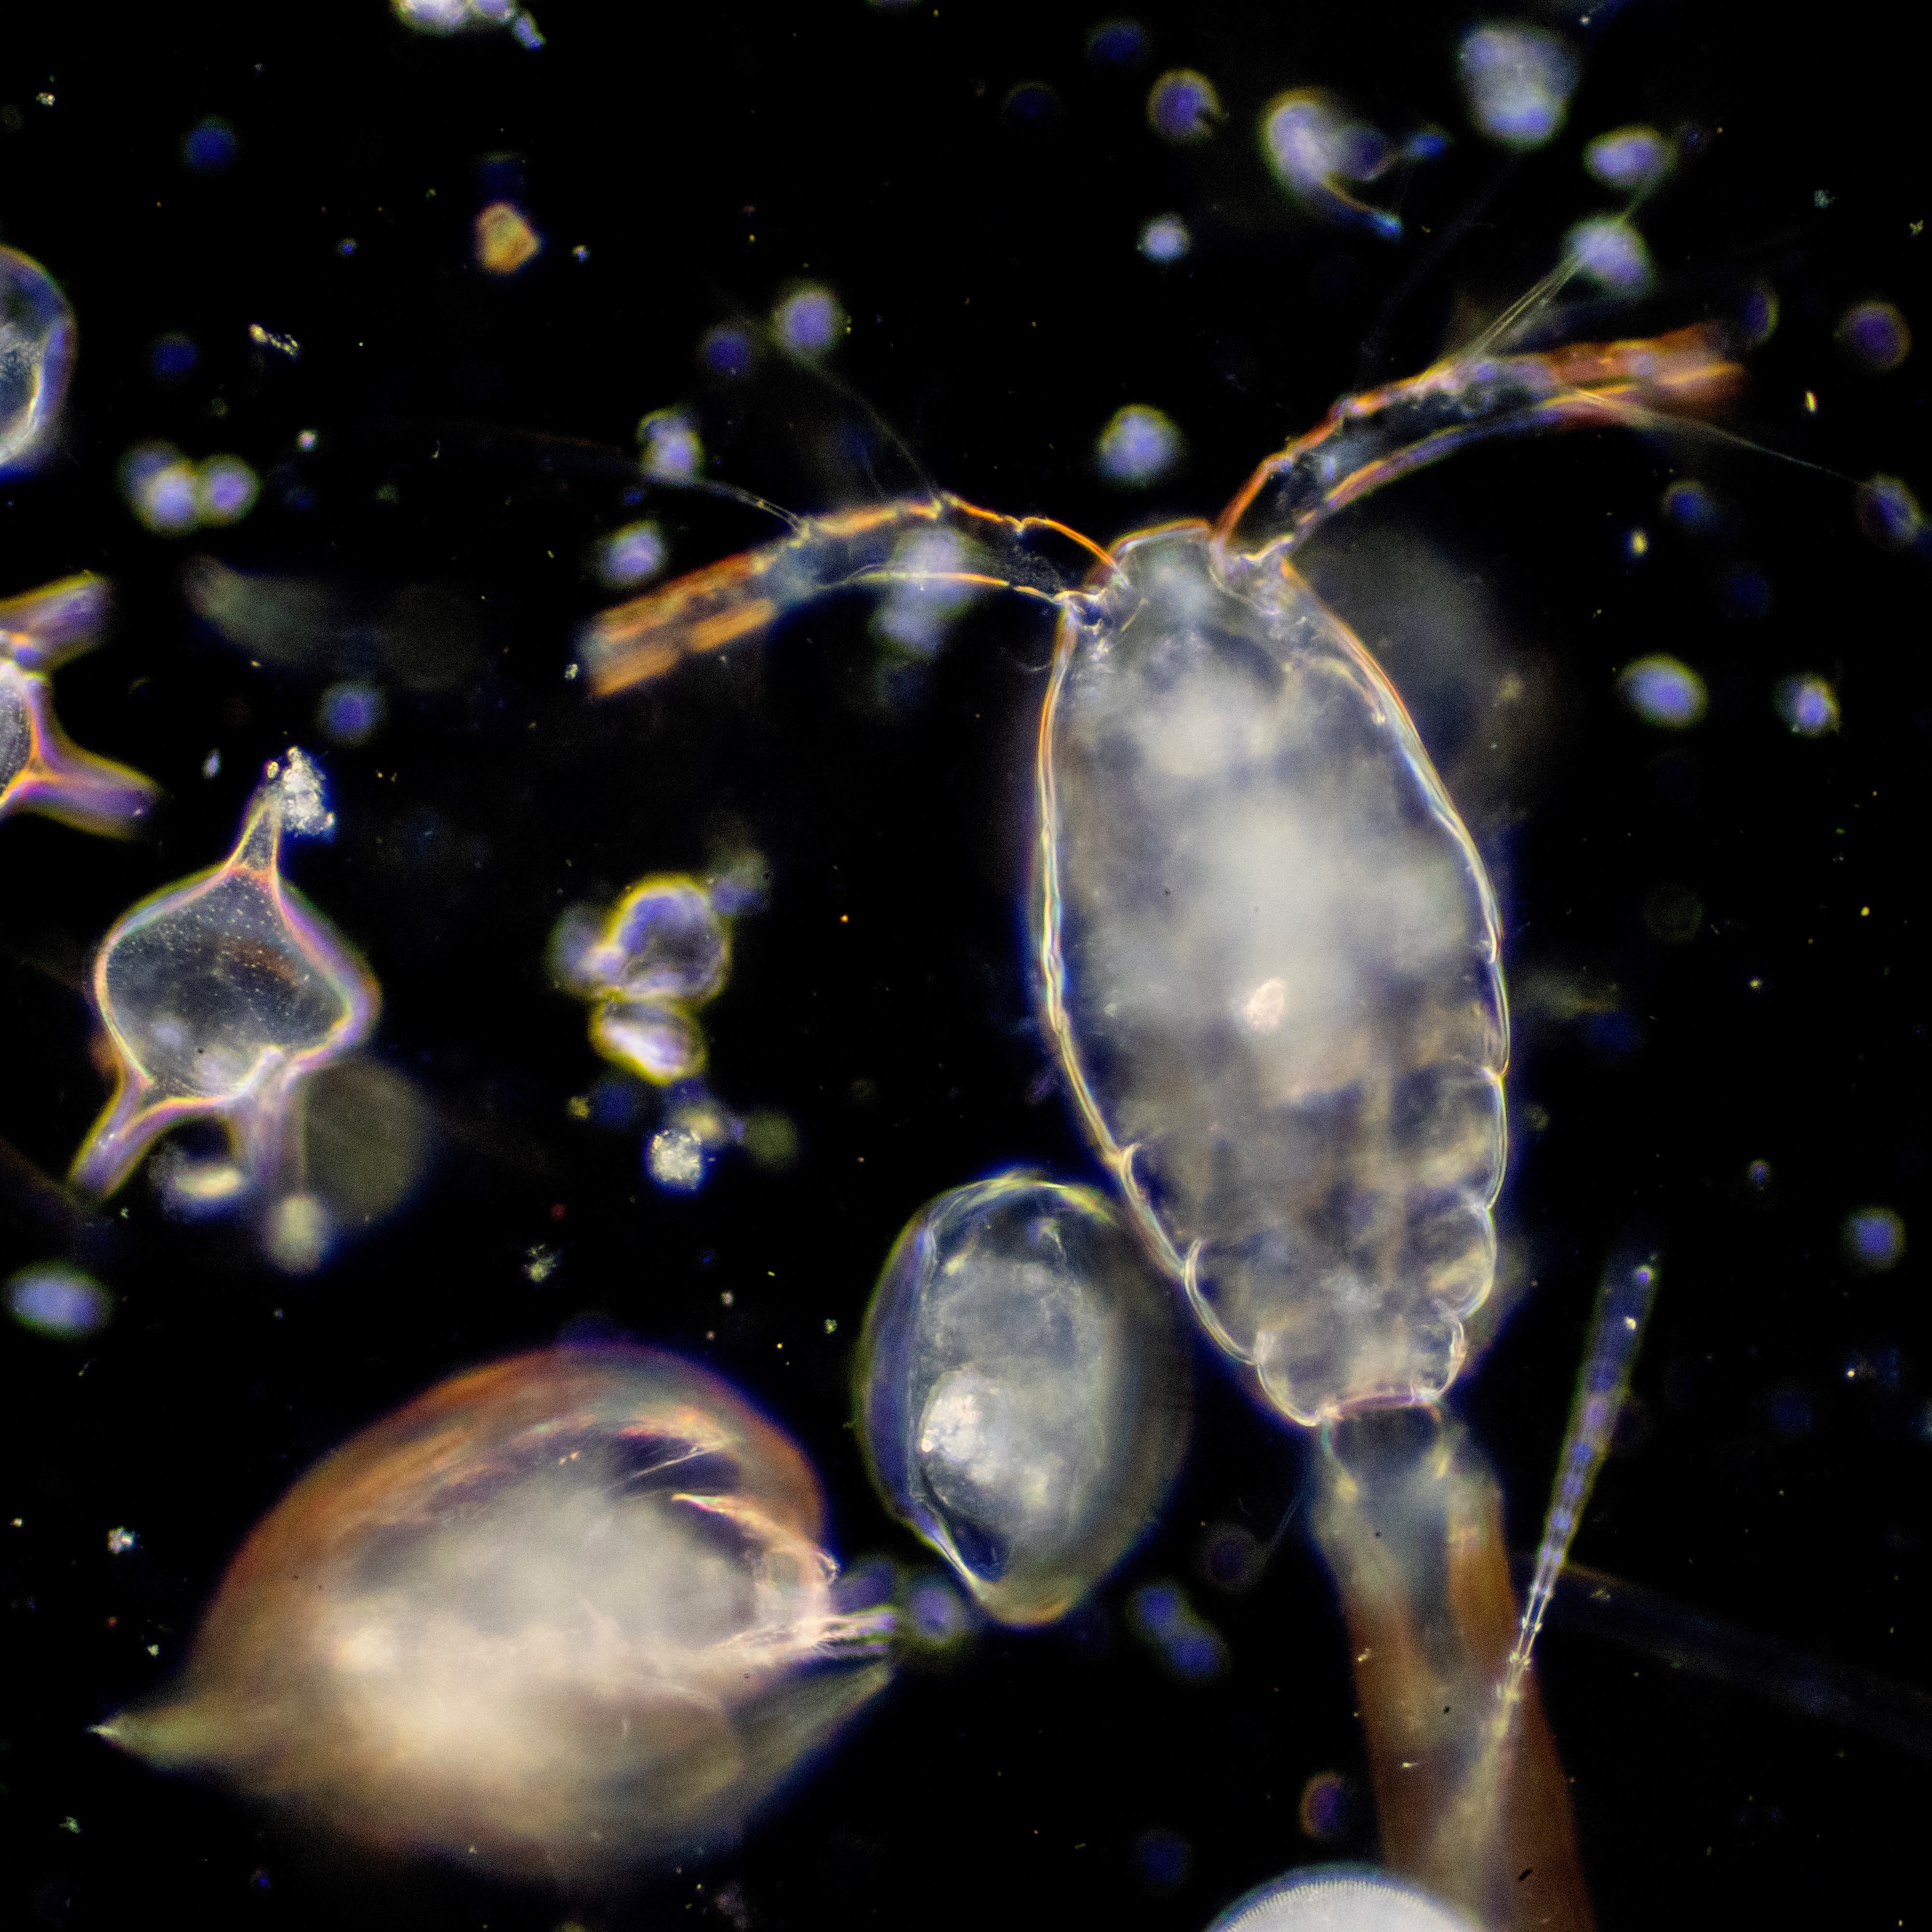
[0,245,76,473]
[856,1170,1190,1624]
[97,1346,893,1875]
[70,749,378,1201]
[0,575,160,836]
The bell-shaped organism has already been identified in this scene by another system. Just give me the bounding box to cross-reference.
[552,874,732,1085]
[855,1170,1190,1624]
[0,575,161,835]
[70,749,379,1200]
[98,1346,893,1875]
[1037,530,1507,1426]
[0,245,76,472]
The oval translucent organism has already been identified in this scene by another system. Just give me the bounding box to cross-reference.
[1774,673,1839,736]
[1836,300,1912,374]
[1562,217,1653,297]
[1037,530,1506,1425]
[99,1346,892,1875]
[1844,1206,1905,1269]
[5,1263,111,1338]
[1139,214,1192,263]
[856,1170,1190,1623]
[1097,405,1181,486]
[1583,124,1669,190]
[1148,70,1221,143]
[1456,25,1577,150]
[0,246,74,473]
[1618,653,1707,729]
[775,286,842,359]
[594,999,704,1083]
[1207,1865,1481,1932]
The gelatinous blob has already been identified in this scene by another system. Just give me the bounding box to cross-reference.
[5,1262,111,1339]
[1208,1866,1481,1932]
[122,445,259,534]
[1844,1207,1905,1269]
[1836,299,1912,373]
[1038,529,1507,1423]
[1456,25,1577,150]
[855,1170,1189,1624]
[0,575,162,837]
[1127,1580,1226,1681]
[71,750,380,1202]
[0,246,75,472]
[1262,92,1428,242]
[1096,404,1181,485]
[1139,214,1192,263]
[639,407,703,481]
[553,875,732,1087]
[1298,1771,1360,1842]
[597,519,669,590]
[1774,673,1838,736]
[99,1346,892,1874]
[1856,475,1922,551]
[476,201,542,275]
[1148,69,1221,143]
[317,680,385,746]
[1583,124,1669,191]
[775,286,843,358]
[181,115,238,173]
[1618,653,1706,728]
[1562,216,1653,297]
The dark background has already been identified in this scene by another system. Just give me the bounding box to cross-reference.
[1,0,1928,1927]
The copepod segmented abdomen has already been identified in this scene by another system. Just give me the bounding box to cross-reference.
[1036,526,1506,1426]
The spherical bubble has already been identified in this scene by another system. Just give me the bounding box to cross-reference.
[182,116,238,173]
[647,1123,707,1192]
[121,443,200,535]
[638,408,702,481]
[1836,300,1912,374]
[475,201,541,276]
[774,285,843,359]
[1148,69,1221,143]
[195,455,260,526]
[1618,654,1707,729]
[1661,479,1722,534]
[1845,1207,1906,1271]
[1562,216,1654,296]
[1584,124,1669,190]
[597,519,668,590]
[1774,674,1839,737]
[1208,1866,1482,1932]
[1297,1770,1361,1841]
[6,1263,111,1339]
[318,681,386,747]
[699,324,756,379]
[1096,404,1181,486]
[1002,81,1063,132]
[97,1347,891,1875]
[1139,213,1192,263]
[1086,18,1150,68]
[1856,475,1922,551]
[149,332,199,382]
[1457,24,1577,150]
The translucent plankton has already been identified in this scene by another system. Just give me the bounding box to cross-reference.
[551,874,732,1086]
[1096,404,1181,486]
[855,1171,1189,1624]
[0,245,75,473]
[1584,124,1671,191]
[71,750,380,1203]
[1562,216,1654,298]
[1456,24,1577,150]
[1261,92,1442,242]
[583,324,1739,1427]
[1619,653,1708,729]
[0,575,161,838]
[98,1346,892,1874]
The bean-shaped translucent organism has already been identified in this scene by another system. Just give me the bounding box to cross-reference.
[856,1170,1190,1624]
[98,1346,893,1875]
[0,245,75,472]
[70,749,378,1204]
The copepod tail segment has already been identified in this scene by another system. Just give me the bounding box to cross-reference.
[1215,322,1744,556]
